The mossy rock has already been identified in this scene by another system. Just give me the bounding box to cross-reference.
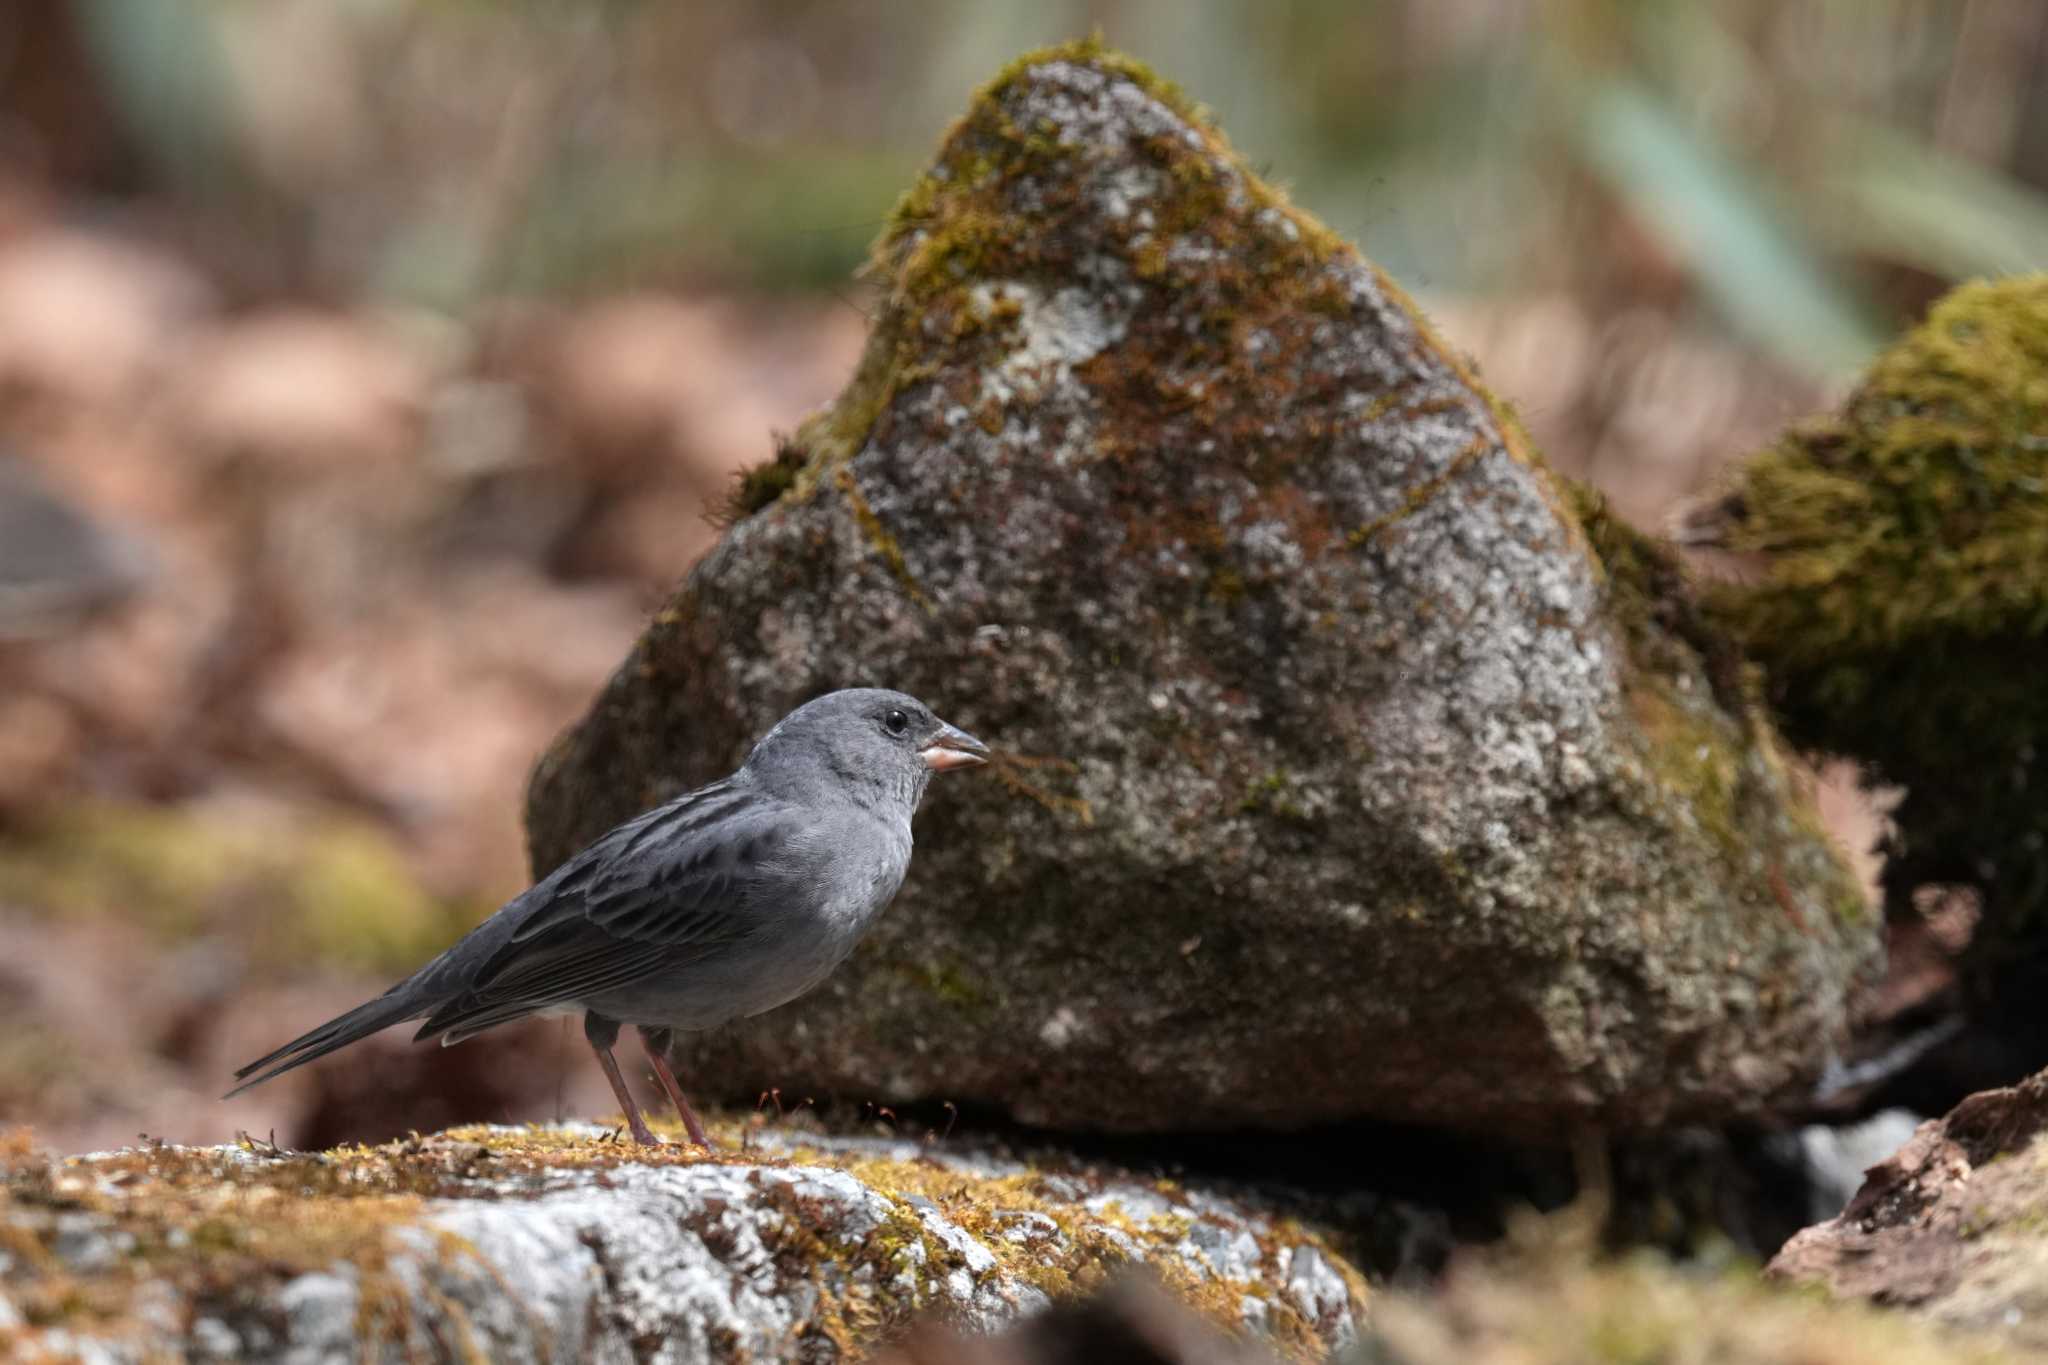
[526,41,1875,1138]
[1688,276,2047,984]
[0,1123,1365,1361]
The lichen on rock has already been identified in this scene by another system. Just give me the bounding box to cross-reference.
[0,1122,1365,1362]
[526,40,1875,1138]
[1684,275,2048,973]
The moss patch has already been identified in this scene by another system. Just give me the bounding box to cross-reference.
[779,1138,1366,1361]
[718,433,807,524]
[1698,275,2048,956]
[720,35,1368,524]
[1570,483,1867,926]
[1710,276,2048,662]
[0,1131,445,1342]
[1,1123,1363,1361]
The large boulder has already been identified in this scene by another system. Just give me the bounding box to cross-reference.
[1768,1065,2048,1354]
[526,42,1876,1137]
[0,1124,1365,1362]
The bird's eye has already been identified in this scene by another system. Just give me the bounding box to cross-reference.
[884,708,910,736]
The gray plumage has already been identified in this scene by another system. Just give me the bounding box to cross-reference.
[228,688,988,1145]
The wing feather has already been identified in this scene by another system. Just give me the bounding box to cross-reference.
[416,782,799,1041]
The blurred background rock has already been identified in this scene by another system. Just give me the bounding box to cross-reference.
[0,0,2042,1163]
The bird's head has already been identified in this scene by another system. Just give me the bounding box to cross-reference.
[744,687,988,807]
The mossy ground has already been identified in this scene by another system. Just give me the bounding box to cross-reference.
[0,1126,439,1348]
[0,1120,1361,1361]
[796,1139,1368,1361]
[1699,276,2048,964]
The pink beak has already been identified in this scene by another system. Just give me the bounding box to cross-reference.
[919,721,990,772]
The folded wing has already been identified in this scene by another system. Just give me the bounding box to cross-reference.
[416,784,798,1044]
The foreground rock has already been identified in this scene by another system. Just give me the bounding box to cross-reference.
[0,1122,1365,1362]
[527,41,1874,1137]
[1769,1066,2048,1354]
[885,1234,2022,1365]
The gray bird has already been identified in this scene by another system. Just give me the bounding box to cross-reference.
[228,688,988,1147]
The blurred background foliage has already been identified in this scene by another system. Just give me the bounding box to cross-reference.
[43,0,2048,363]
[0,0,2043,1151]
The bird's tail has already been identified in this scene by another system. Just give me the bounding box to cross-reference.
[223,982,434,1098]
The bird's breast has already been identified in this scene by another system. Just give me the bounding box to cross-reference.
[703,813,911,1023]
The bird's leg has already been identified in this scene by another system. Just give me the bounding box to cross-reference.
[639,1027,715,1150]
[584,1012,660,1146]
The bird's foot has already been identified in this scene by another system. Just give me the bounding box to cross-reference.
[637,1033,717,1151]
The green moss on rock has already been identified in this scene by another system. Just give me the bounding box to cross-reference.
[0,1129,440,1344]
[0,1123,1366,1361]
[724,36,1358,520]
[1709,277,2048,662]
[720,434,807,523]
[1694,276,2048,962]
[1570,484,1863,926]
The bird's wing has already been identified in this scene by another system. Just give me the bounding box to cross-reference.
[530,780,793,945]
[415,781,800,1041]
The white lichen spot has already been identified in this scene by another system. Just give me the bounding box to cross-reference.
[1039,1005,1083,1048]
[1256,206,1302,243]
[1013,286,1122,373]
[1098,163,1165,221]
[1285,1246,1357,1348]
[278,1270,360,1360]
[1235,518,1306,575]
